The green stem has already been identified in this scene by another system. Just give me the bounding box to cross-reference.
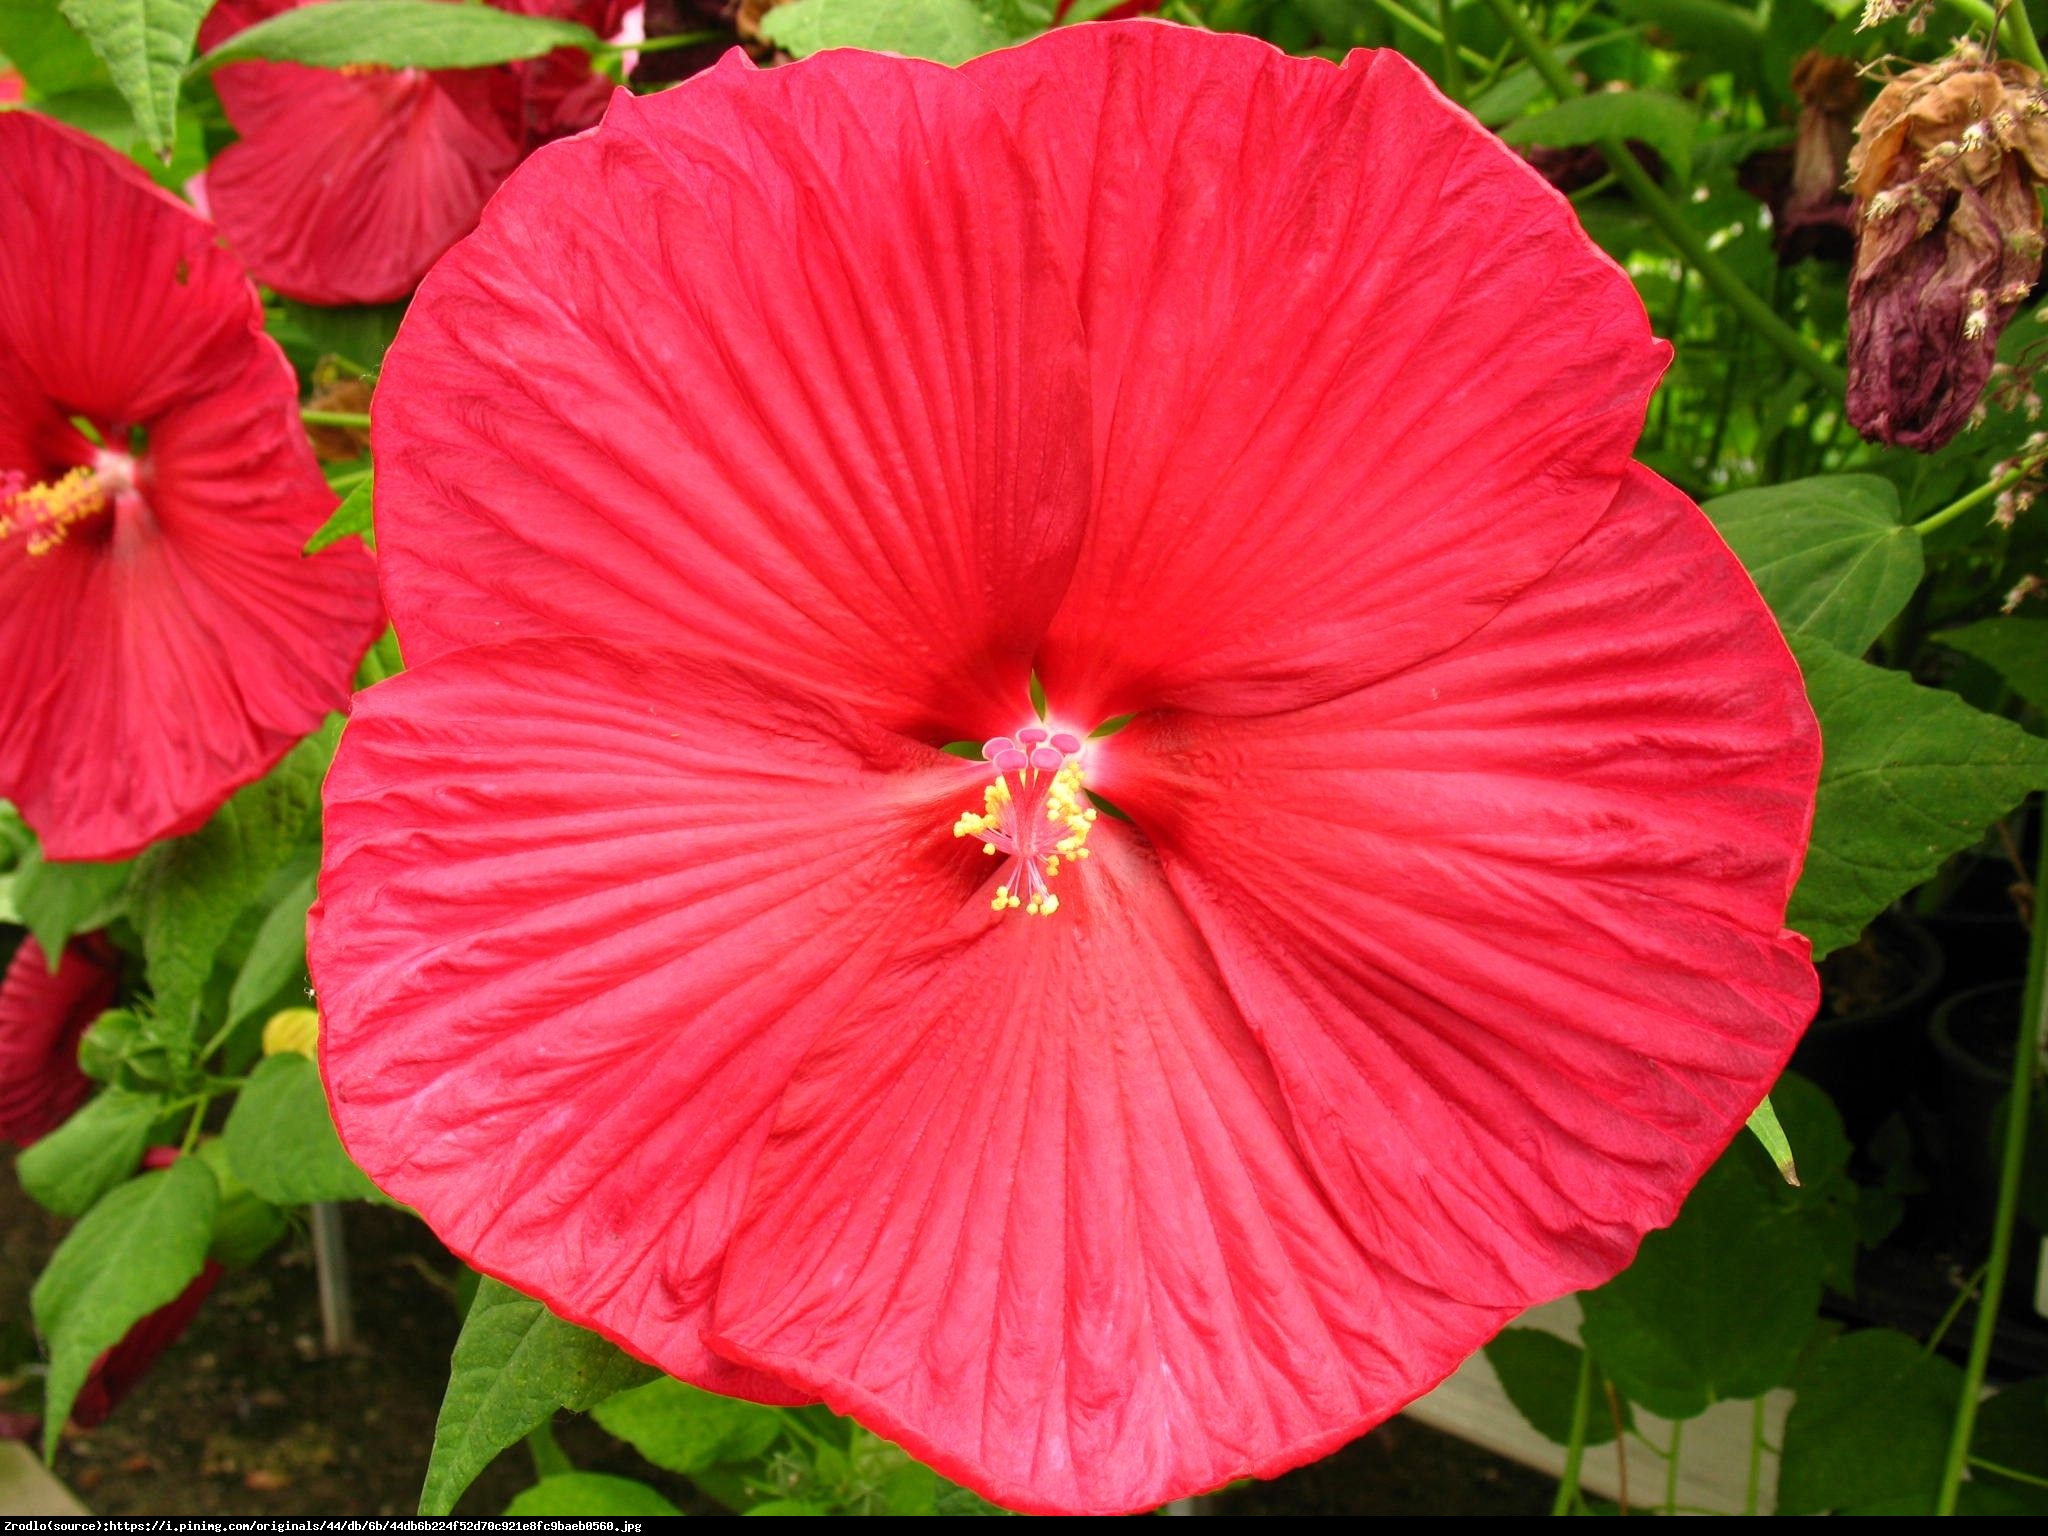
[1663,1419,1683,1517]
[526,1422,572,1479]
[179,1094,208,1155]
[1743,1397,1765,1516]
[1478,0,1845,397]
[1366,0,1494,71]
[595,29,726,55]
[1934,808,2048,1513]
[1972,1455,2048,1491]
[1550,1349,1594,1517]
[1942,0,2048,71]
[1914,462,2033,536]
[1924,1260,1992,1355]
[2004,0,2048,74]
[1437,0,1466,98]
[301,409,371,430]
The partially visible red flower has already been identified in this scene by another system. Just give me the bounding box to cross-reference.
[312,26,1819,1515]
[197,0,632,305]
[69,1149,222,1428]
[0,935,119,1146]
[67,1263,222,1428]
[0,112,380,861]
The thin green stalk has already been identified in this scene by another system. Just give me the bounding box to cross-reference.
[1478,0,1845,397]
[1971,1456,2048,1491]
[179,1094,208,1155]
[1550,1350,1595,1516]
[1437,0,1466,98]
[1934,809,2048,1513]
[1924,1260,1992,1355]
[1914,462,2033,536]
[1940,0,2048,72]
[1744,1397,1766,1516]
[526,1422,572,1479]
[1663,1419,1683,1517]
[595,29,724,55]
[301,408,371,430]
[1365,0,1494,71]
[2003,0,2048,74]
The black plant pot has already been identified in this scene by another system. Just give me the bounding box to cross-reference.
[1928,982,2027,1238]
[1918,852,2031,991]
[1791,911,1947,1157]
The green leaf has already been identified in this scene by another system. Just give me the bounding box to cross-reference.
[272,297,406,374]
[1500,88,1699,180]
[1746,1073,1862,1297]
[419,1277,656,1517]
[32,1156,216,1460]
[0,0,108,95]
[56,0,208,152]
[12,846,130,962]
[758,0,1033,65]
[1702,475,1923,656]
[225,868,317,1029]
[1777,1329,1962,1514]
[196,0,600,73]
[192,1137,287,1269]
[504,1474,681,1517]
[1577,1154,1826,1418]
[128,721,334,1025]
[1605,0,1761,56]
[592,1376,785,1476]
[14,1089,160,1217]
[305,472,374,555]
[1970,1377,2048,1512]
[1788,636,2048,957]
[222,1052,387,1206]
[1484,1329,1629,1446]
[1939,617,2048,717]
[1745,1095,1799,1186]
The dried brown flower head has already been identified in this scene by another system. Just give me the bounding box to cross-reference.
[1847,44,2048,451]
[1742,52,1865,264]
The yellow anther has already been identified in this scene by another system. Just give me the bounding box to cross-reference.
[953,736,1096,917]
[2,465,110,556]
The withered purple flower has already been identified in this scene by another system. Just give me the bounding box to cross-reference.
[1847,44,2048,450]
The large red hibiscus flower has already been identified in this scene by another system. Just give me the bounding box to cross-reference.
[198,0,632,306]
[0,113,380,862]
[311,26,1821,1515]
[0,934,120,1147]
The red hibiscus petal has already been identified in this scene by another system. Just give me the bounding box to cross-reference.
[311,636,987,1400]
[0,112,382,861]
[1102,467,1819,1303]
[963,24,1667,722]
[205,59,524,306]
[707,827,1493,1515]
[0,934,120,1147]
[373,51,1090,743]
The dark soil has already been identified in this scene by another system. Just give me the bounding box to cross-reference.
[2,1151,1551,1517]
